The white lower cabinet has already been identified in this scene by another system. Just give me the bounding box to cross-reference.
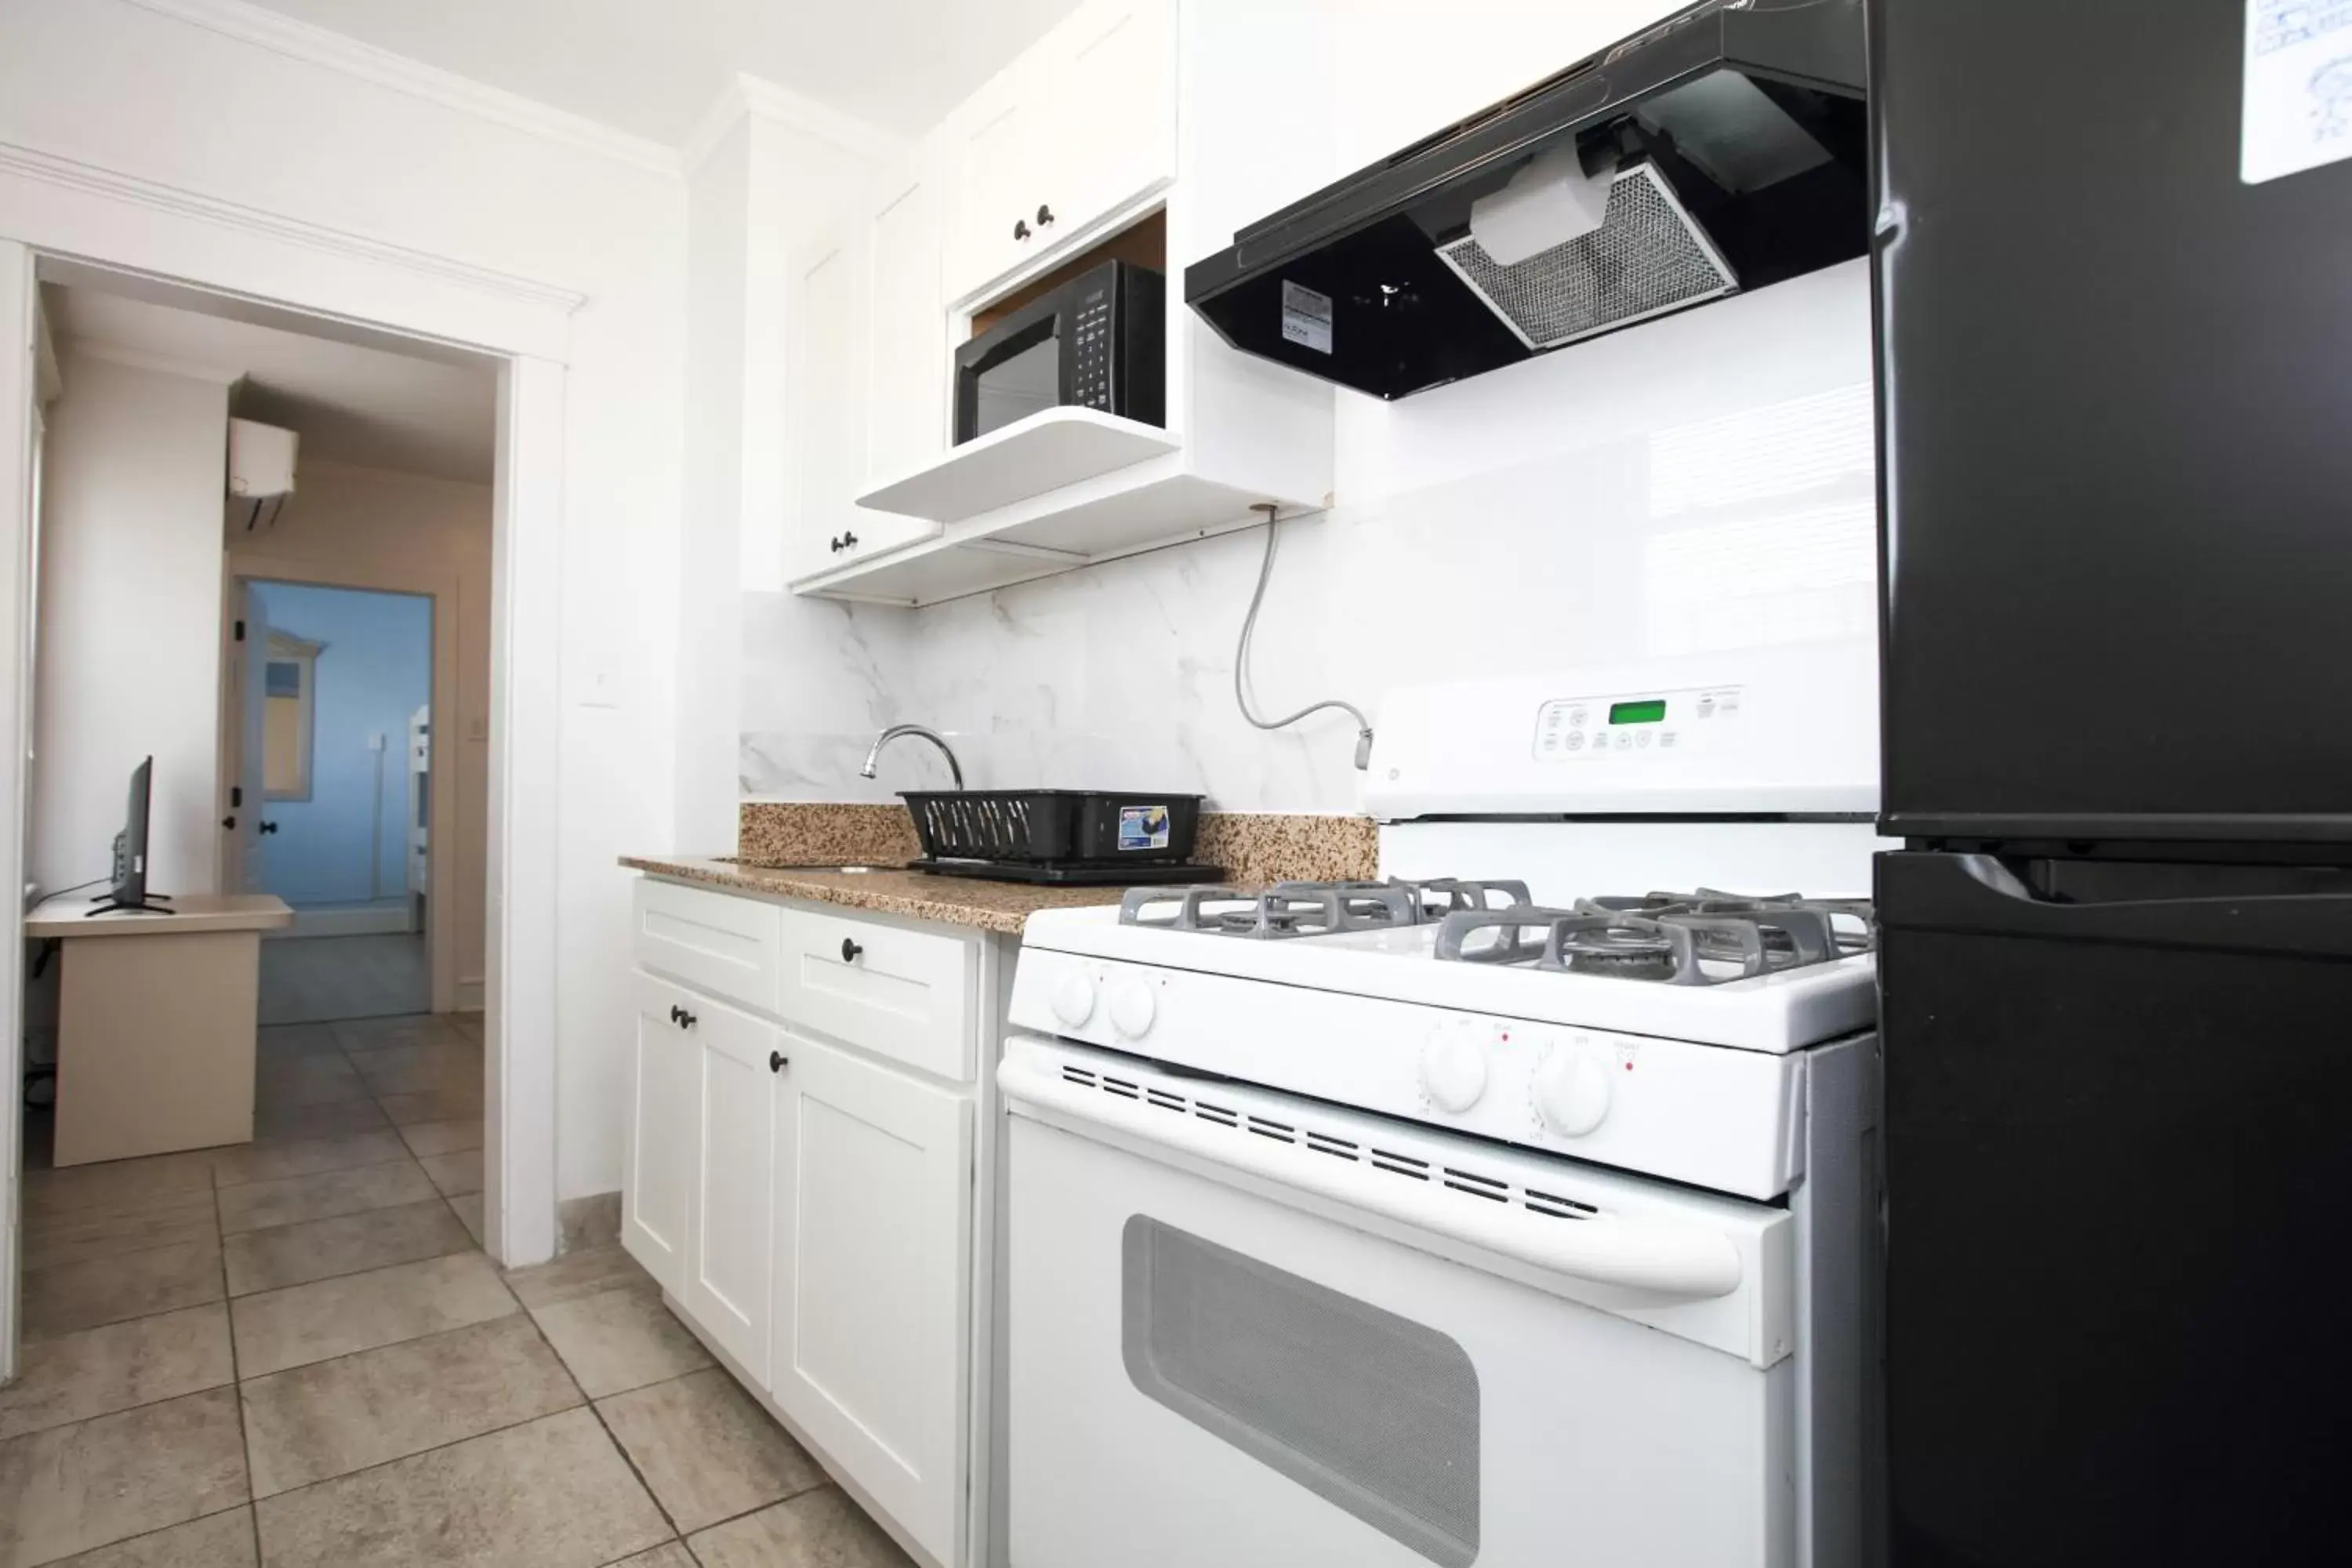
[627,879,993,1568]
[622,975,696,1294]
[770,1029,974,1567]
[682,990,780,1387]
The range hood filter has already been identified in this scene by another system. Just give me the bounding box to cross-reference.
[1434,163,1737,352]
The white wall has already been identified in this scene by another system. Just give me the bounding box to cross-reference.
[231,461,492,990]
[0,0,688,1202]
[31,350,228,896]
[736,0,1877,814]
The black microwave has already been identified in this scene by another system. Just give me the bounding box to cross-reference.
[953,260,1165,445]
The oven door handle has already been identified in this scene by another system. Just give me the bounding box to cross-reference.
[1000,1058,1744,1300]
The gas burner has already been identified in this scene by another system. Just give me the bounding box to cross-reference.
[1433,891,1876,985]
[1119,877,1530,939]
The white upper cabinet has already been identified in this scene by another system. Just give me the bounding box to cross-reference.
[1045,0,1178,256]
[945,0,1175,303]
[864,153,952,491]
[786,216,869,581]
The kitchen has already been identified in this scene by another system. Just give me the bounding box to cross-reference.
[1,0,2343,1565]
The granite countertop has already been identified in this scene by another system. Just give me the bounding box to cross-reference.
[619,855,1132,935]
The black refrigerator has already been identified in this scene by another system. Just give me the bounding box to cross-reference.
[1871,0,2352,1563]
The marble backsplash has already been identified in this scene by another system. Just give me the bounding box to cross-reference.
[741,261,1878,815]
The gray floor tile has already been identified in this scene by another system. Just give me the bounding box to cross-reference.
[23,1154,216,1222]
[686,1488,913,1568]
[206,1130,410,1189]
[446,1014,485,1044]
[23,1201,218,1274]
[250,1057,368,1112]
[529,1286,711,1399]
[417,1149,484,1198]
[0,1305,232,1443]
[374,1089,485,1127]
[252,1406,668,1568]
[449,1193,488,1247]
[249,1101,390,1144]
[348,1044,481,1098]
[230,1251,517,1377]
[222,1200,473,1297]
[0,1387,249,1567]
[241,1315,583,1497]
[601,1545,694,1568]
[255,1022,343,1060]
[503,1245,652,1311]
[394,1118,481,1159]
[44,1508,254,1566]
[595,1368,824,1534]
[216,1160,434,1236]
[328,1015,459,1054]
[22,1242,224,1343]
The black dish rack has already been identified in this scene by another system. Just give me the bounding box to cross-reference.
[902,789,1205,868]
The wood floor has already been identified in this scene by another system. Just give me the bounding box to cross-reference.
[257,935,429,1026]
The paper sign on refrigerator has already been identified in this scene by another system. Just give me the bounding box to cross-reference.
[2244,0,2352,183]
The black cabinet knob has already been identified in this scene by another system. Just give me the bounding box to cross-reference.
[829,534,843,553]
[668,1004,684,1025]
[769,1050,788,1074]
[840,937,864,964]
[1036,203,1055,227]
[259,820,280,835]
[841,531,858,550]
[679,1011,698,1029]
[221,815,237,830]
[1012,218,1031,241]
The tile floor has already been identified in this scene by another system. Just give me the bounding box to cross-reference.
[4,1014,913,1568]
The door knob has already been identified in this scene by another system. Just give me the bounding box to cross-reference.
[840,937,864,963]
[769,1050,789,1074]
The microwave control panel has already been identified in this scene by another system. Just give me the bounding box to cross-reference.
[1533,684,1744,763]
[1072,286,1113,412]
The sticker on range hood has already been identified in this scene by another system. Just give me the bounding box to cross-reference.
[2242,0,2352,184]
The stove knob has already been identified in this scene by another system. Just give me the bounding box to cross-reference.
[1049,971,1097,1029]
[1109,977,1157,1040]
[1419,1025,1490,1115]
[1533,1046,1611,1138]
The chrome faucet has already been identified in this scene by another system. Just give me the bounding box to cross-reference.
[860,724,964,791]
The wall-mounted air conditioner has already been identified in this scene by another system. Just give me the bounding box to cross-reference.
[228,417,298,528]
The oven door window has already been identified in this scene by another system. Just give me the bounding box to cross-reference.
[968,320,1061,439]
[1121,1214,1481,1567]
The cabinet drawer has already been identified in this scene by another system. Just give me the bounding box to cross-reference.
[633,878,782,1014]
[775,907,974,1081]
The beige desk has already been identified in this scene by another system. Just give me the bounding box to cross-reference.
[28,893,293,1167]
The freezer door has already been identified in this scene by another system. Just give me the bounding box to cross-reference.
[1871,0,2352,840]
[1878,852,2352,1564]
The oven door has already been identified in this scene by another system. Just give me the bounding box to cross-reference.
[1003,1039,1797,1568]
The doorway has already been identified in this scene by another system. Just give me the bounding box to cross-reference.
[228,580,435,1024]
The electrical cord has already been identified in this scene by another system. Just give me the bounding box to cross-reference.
[1233,503,1374,770]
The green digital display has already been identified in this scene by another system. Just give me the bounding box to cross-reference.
[1609,699,1668,725]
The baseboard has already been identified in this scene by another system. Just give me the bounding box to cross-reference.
[557,1192,622,1254]
[456,977,485,1012]
[269,902,416,939]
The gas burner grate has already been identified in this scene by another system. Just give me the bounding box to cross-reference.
[1119,877,1530,938]
[1434,891,1875,985]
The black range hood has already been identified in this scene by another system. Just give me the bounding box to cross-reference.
[1185,0,1868,401]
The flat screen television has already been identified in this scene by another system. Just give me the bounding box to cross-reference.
[92,756,168,916]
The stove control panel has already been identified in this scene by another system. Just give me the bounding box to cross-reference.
[1532,684,1744,764]
[1533,1039,1613,1137]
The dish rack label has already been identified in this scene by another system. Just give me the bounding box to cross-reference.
[1118,804,1173,851]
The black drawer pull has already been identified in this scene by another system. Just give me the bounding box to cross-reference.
[840,937,864,963]
[770,1050,789,1073]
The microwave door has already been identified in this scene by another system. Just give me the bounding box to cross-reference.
[956,314,1062,444]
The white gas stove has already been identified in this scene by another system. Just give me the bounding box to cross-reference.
[997,644,1884,1568]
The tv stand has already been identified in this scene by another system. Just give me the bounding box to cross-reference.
[84,893,175,918]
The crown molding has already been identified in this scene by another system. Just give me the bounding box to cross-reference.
[118,0,682,180]
[65,339,245,385]
[679,73,904,180]
[0,139,590,316]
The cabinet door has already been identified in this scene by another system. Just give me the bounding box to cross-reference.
[684,991,780,1385]
[864,154,950,492]
[944,52,1050,303]
[1044,0,1176,243]
[771,1033,973,1567]
[786,216,868,583]
[622,974,695,1294]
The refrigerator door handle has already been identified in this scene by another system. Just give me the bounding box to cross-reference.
[1878,853,2352,958]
